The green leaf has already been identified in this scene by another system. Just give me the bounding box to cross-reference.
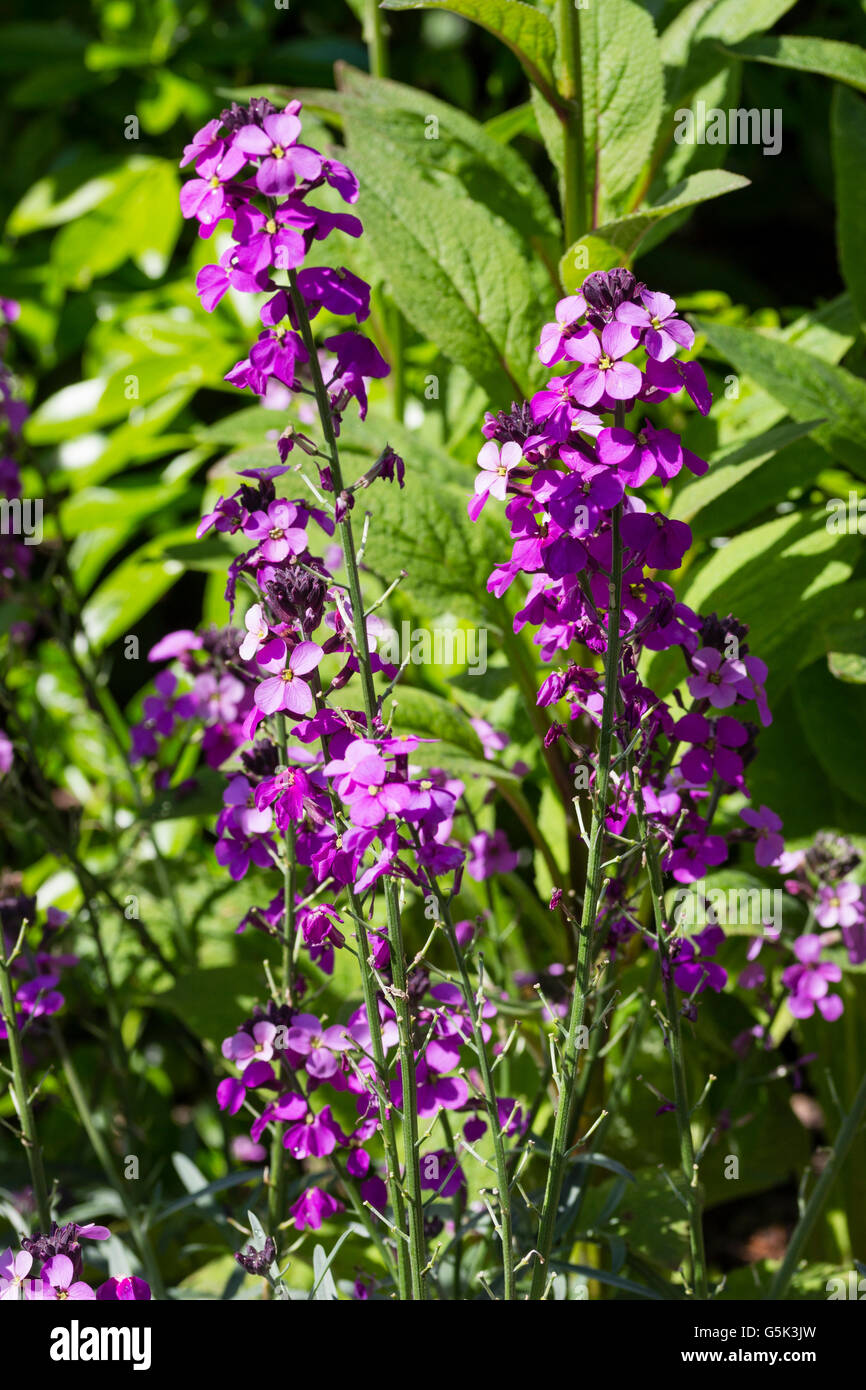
[80,528,194,651]
[379,0,558,106]
[155,963,266,1042]
[832,85,866,329]
[50,159,182,287]
[725,35,866,94]
[578,0,665,224]
[361,469,510,624]
[794,660,866,807]
[561,169,749,285]
[828,651,866,684]
[333,66,560,251]
[671,420,824,536]
[342,104,539,403]
[695,318,866,479]
[694,0,798,46]
[644,512,859,702]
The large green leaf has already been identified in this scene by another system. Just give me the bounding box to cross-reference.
[342,104,539,403]
[695,318,866,479]
[561,170,749,285]
[671,421,824,536]
[332,66,560,254]
[832,85,866,329]
[794,660,866,808]
[644,512,859,702]
[379,0,558,106]
[725,35,866,94]
[578,0,665,224]
[50,158,181,287]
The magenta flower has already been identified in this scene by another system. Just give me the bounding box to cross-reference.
[687,647,747,709]
[254,639,323,716]
[674,712,748,786]
[782,935,843,1020]
[96,1275,151,1301]
[665,831,727,884]
[40,1255,95,1301]
[616,290,695,361]
[243,499,308,563]
[285,1013,351,1079]
[815,881,863,929]
[290,1186,343,1232]
[283,1104,347,1159]
[471,439,523,517]
[564,321,642,405]
[740,804,784,867]
[537,294,587,366]
[0,1248,33,1300]
[234,110,322,195]
[179,143,246,226]
[672,926,727,994]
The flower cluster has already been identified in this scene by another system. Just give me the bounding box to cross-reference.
[0,895,76,1042]
[0,1222,150,1301]
[171,101,530,1258]
[469,268,845,1024]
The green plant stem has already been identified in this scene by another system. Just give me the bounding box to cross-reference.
[529,501,623,1300]
[634,789,708,1299]
[555,0,587,246]
[383,878,426,1298]
[767,1066,866,1300]
[363,0,389,78]
[51,1022,165,1299]
[289,276,416,1296]
[429,882,516,1300]
[0,947,51,1230]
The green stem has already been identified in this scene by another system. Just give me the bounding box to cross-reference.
[383,878,426,1298]
[767,1066,866,1300]
[51,1023,165,1299]
[363,0,389,78]
[432,884,516,1300]
[634,790,708,1299]
[529,501,623,1300]
[555,0,587,247]
[289,275,415,1294]
[0,946,51,1230]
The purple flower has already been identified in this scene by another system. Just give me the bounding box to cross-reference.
[243,499,308,562]
[179,143,246,226]
[234,110,322,195]
[284,1013,351,1080]
[537,294,587,366]
[290,1186,343,1232]
[740,804,784,867]
[815,880,863,929]
[284,1104,347,1159]
[254,639,323,717]
[40,1254,95,1301]
[672,925,727,994]
[687,647,747,709]
[674,712,748,786]
[471,439,523,517]
[467,829,520,880]
[96,1275,151,1301]
[616,289,695,361]
[564,321,642,405]
[782,935,843,1021]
